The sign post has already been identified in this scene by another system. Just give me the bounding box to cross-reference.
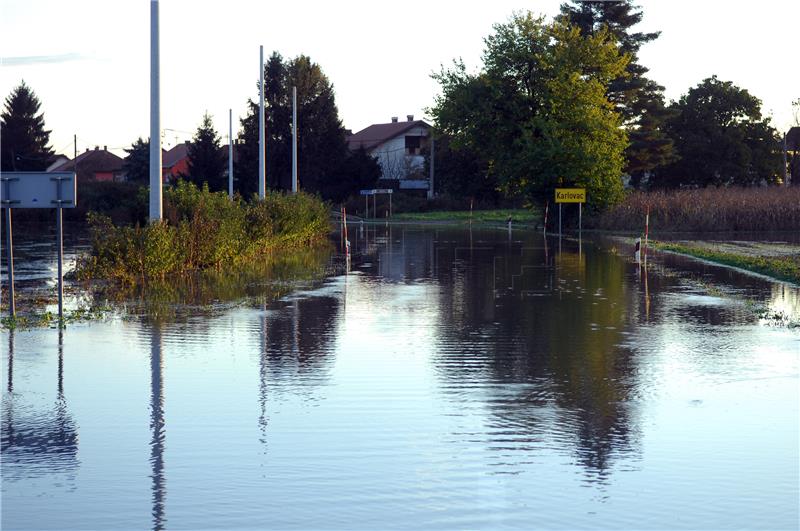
[1,172,77,321]
[360,189,393,220]
[554,188,586,236]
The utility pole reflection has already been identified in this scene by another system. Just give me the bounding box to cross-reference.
[149,325,166,531]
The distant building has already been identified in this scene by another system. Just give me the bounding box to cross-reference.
[50,146,124,182]
[162,142,190,183]
[46,154,70,172]
[347,115,431,190]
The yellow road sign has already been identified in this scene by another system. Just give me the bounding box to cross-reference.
[555,188,586,203]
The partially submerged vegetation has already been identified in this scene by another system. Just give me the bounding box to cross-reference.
[654,240,800,284]
[75,181,330,284]
[593,187,800,232]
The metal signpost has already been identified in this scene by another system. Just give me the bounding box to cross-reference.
[360,189,393,219]
[554,188,586,236]
[1,172,77,320]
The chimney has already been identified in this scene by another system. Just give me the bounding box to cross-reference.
[94,145,99,150]
[407,115,414,122]
[391,116,398,123]
[103,145,107,151]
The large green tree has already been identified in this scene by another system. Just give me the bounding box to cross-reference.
[122,137,150,183]
[1,81,54,171]
[238,52,372,201]
[186,113,227,191]
[656,76,783,188]
[431,13,628,209]
[561,0,675,186]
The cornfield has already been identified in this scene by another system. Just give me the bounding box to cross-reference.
[592,187,800,232]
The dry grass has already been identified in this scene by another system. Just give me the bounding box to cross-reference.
[593,187,800,232]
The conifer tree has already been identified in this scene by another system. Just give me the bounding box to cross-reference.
[1,81,54,171]
[561,1,675,185]
[186,113,226,191]
[122,137,150,183]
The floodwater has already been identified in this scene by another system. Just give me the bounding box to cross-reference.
[2,224,799,530]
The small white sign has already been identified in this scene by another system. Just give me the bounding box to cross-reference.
[1,172,77,209]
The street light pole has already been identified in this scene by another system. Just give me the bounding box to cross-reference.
[258,45,266,199]
[149,0,162,221]
[149,0,162,222]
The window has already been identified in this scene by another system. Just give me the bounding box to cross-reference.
[405,135,423,155]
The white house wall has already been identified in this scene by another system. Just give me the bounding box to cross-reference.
[370,125,429,181]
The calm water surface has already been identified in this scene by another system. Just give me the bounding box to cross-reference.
[2,225,799,530]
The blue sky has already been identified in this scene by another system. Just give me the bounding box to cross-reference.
[1,0,797,158]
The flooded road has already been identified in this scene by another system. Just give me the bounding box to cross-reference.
[2,225,798,529]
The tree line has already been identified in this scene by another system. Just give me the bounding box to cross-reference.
[2,0,794,213]
[430,1,791,210]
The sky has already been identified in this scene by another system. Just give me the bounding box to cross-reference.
[1,0,798,159]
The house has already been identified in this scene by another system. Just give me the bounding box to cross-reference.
[46,154,70,172]
[347,115,431,190]
[162,142,190,183]
[50,146,125,182]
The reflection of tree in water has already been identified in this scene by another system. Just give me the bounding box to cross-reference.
[257,293,342,441]
[87,244,334,321]
[428,230,641,481]
[1,330,80,482]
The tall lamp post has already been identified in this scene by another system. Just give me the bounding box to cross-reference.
[149,0,162,221]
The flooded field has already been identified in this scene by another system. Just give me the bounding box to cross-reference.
[2,224,798,529]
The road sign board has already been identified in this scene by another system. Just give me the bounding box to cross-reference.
[555,188,585,203]
[1,172,77,208]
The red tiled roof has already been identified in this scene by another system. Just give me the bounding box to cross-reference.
[51,148,123,173]
[347,120,430,151]
[163,143,190,168]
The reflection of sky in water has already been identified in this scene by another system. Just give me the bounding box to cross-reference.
[1,227,798,530]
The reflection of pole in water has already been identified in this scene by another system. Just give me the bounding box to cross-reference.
[259,305,269,441]
[643,263,650,321]
[292,299,300,355]
[149,325,166,531]
[57,328,64,397]
[6,329,13,393]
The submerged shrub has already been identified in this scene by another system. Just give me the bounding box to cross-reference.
[76,181,330,284]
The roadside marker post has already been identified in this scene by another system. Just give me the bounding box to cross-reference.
[1,172,77,321]
[554,188,586,237]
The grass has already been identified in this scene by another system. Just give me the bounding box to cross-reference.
[74,180,331,285]
[392,208,540,224]
[593,187,800,232]
[654,241,800,284]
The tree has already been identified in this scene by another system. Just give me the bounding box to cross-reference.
[185,113,226,191]
[431,13,628,210]
[122,137,150,183]
[656,76,783,188]
[561,0,676,185]
[426,134,500,204]
[238,52,369,200]
[1,81,54,171]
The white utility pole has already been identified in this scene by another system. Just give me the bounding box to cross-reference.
[427,132,435,200]
[292,86,298,193]
[149,0,162,221]
[258,45,266,199]
[228,109,234,198]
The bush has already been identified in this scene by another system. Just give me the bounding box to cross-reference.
[75,181,331,284]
